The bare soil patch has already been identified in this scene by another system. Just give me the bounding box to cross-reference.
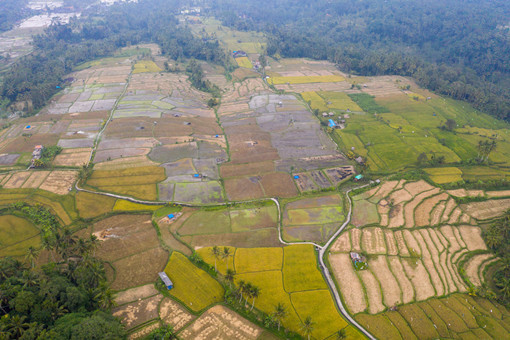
[219,161,274,178]
[53,148,92,166]
[401,258,435,301]
[388,203,405,228]
[462,199,510,220]
[388,189,413,205]
[350,228,362,252]
[113,294,163,329]
[179,305,262,340]
[384,230,398,256]
[404,180,435,196]
[159,298,195,332]
[486,190,510,198]
[458,226,487,251]
[415,193,448,227]
[370,180,399,201]
[361,227,387,254]
[38,170,77,194]
[115,284,159,306]
[3,171,31,188]
[441,198,457,222]
[448,207,462,224]
[430,201,446,226]
[331,231,351,252]
[404,188,441,227]
[329,253,367,314]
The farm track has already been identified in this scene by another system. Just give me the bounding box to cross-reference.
[75,181,376,339]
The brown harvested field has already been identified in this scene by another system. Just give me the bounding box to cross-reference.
[487,190,510,198]
[3,171,31,188]
[404,188,441,227]
[21,171,50,189]
[358,269,385,314]
[53,148,92,166]
[329,253,367,314]
[350,228,362,252]
[388,203,405,228]
[330,231,351,252]
[388,257,414,303]
[259,172,298,198]
[111,247,168,290]
[441,198,457,222]
[462,199,510,220]
[361,227,386,254]
[389,188,413,205]
[223,177,265,201]
[414,193,448,227]
[465,254,494,287]
[447,189,467,197]
[378,202,389,226]
[179,305,263,340]
[413,231,444,296]
[370,180,399,201]
[93,214,158,261]
[419,229,449,294]
[220,161,274,178]
[401,258,435,301]
[402,230,421,256]
[466,190,484,197]
[370,256,401,307]
[1,134,59,153]
[113,294,163,329]
[159,298,195,332]
[458,226,487,251]
[115,284,159,305]
[448,208,462,223]
[39,170,78,194]
[93,156,158,170]
[430,201,446,225]
[384,230,398,256]
[404,180,435,196]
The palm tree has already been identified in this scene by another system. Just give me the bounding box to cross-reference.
[243,282,253,306]
[7,315,29,338]
[41,235,55,262]
[496,276,510,299]
[301,316,315,340]
[25,246,40,268]
[250,285,260,311]
[95,283,116,311]
[222,247,233,270]
[211,246,221,272]
[225,269,235,287]
[273,302,287,331]
[238,280,246,303]
[485,228,503,250]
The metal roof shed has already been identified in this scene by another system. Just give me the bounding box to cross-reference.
[158,272,173,290]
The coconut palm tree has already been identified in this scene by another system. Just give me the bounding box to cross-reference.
[243,282,253,306]
[273,302,286,331]
[238,280,246,303]
[496,276,510,299]
[95,282,116,311]
[222,247,233,270]
[225,269,235,287]
[250,285,260,311]
[25,246,39,268]
[301,316,315,340]
[41,235,55,262]
[211,246,221,272]
[7,315,29,338]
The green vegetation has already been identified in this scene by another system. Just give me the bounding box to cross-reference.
[132,60,162,73]
[283,244,327,292]
[347,94,390,114]
[0,215,40,257]
[164,252,224,312]
[75,192,116,219]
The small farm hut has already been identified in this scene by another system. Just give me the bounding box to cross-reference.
[158,272,173,290]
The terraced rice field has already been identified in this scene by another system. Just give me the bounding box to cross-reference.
[329,179,506,317]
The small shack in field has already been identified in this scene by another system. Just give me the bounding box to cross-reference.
[158,272,173,290]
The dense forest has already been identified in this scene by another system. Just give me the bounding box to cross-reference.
[0,203,125,339]
[212,0,510,120]
[0,0,30,32]
[0,0,226,114]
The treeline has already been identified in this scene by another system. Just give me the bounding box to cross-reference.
[212,0,510,120]
[0,0,226,114]
[0,0,30,32]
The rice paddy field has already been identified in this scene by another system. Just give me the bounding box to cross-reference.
[197,244,361,339]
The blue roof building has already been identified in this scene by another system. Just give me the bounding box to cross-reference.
[328,119,337,128]
[159,272,173,290]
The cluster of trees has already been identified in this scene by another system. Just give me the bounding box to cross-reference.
[0,204,125,339]
[186,59,220,97]
[1,0,227,115]
[483,211,510,304]
[33,145,62,168]
[0,0,30,32]
[212,0,510,120]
